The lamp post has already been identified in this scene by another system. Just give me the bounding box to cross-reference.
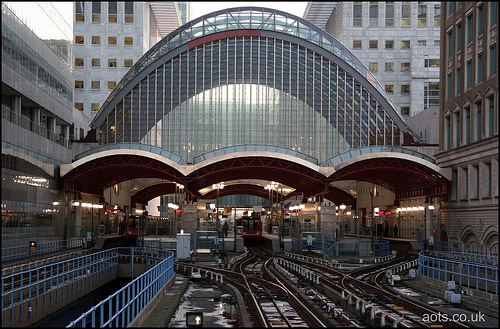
[212,182,224,251]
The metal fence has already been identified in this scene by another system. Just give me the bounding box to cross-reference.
[1,248,119,327]
[2,237,83,263]
[66,249,174,327]
[293,235,390,258]
[418,251,499,295]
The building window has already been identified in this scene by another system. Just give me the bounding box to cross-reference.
[434,4,441,27]
[425,58,439,68]
[385,2,395,27]
[385,84,395,93]
[490,2,498,29]
[484,162,492,197]
[454,111,461,147]
[418,2,427,27]
[401,40,411,49]
[451,168,458,200]
[401,84,410,94]
[456,67,463,95]
[75,58,84,67]
[466,13,473,44]
[124,37,134,46]
[107,81,117,90]
[125,2,134,23]
[466,60,472,89]
[477,52,483,83]
[401,2,411,27]
[74,102,84,111]
[447,30,453,59]
[75,1,84,22]
[385,62,395,72]
[487,95,495,137]
[473,165,480,199]
[489,45,497,77]
[107,59,117,68]
[369,2,378,27]
[353,40,362,49]
[464,107,471,144]
[108,36,117,45]
[75,35,84,45]
[91,80,100,90]
[434,39,440,46]
[477,5,484,36]
[91,36,100,45]
[124,59,134,67]
[401,62,411,71]
[369,62,378,73]
[447,74,453,100]
[447,2,456,17]
[74,80,84,89]
[401,107,410,116]
[92,1,101,23]
[456,23,463,52]
[475,101,482,142]
[369,40,378,49]
[92,58,101,68]
[445,116,451,149]
[417,40,427,46]
[91,103,100,112]
[108,2,117,23]
[385,40,394,49]
[424,81,440,109]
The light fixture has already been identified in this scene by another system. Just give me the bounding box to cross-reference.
[339,204,346,210]
[209,203,216,210]
[428,205,435,210]
[299,204,305,209]
[168,203,179,210]
[418,206,425,211]
[52,201,61,206]
[71,201,80,207]
[346,211,352,215]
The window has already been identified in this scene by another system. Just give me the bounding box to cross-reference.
[401,2,411,27]
[353,3,362,27]
[369,40,378,49]
[424,82,440,109]
[466,60,472,89]
[369,2,379,27]
[385,40,394,49]
[385,2,395,27]
[385,84,395,93]
[464,107,471,144]
[353,40,362,49]
[450,168,458,200]
[476,101,482,142]
[401,84,410,94]
[369,62,378,73]
[91,103,100,112]
[434,39,440,46]
[92,58,101,68]
[124,59,134,67]
[108,2,117,23]
[425,58,440,68]
[487,95,495,137]
[447,74,453,100]
[91,80,100,90]
[473,165,480,199]
[434,4,441,27]
[456,67,463,95]
[125,2,134,23]
[108,59,117,68]
[107,81,117,90]
[108,36,117,45]
[75,58,84,67]
[477,52,483,83]
[489,45,497,76]
[91,36,100,45]
[401,107,410,115]
[401,62,411,71]
[74,103,84,111]
[401,40,411,49]
[75,35,84,45]
[447,30,453,58]
[454,111,461,147]
[75,1,84,22]
[490,2,498,29]
[417,40,427,46]
[92,1,101,22]
[466,14,473,44]
[124,37,134,46]
[477,5,484,36]
[456,23,463,52]
[418,2,427,27]
[445,116,451,149]
[385,62,395,72]
[447,2,456,17]
[74,80,84,89]
[484,163,492,197]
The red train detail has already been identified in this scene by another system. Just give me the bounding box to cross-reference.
[237,215,262,240]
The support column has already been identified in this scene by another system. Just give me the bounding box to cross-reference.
[31,108,41,125]
[320,205,337,242]
[11,96,21,115]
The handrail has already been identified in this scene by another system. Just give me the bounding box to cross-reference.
[1,237,83,263]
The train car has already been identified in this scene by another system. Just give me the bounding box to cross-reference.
[125,216,144,239]
[237,215,262,240]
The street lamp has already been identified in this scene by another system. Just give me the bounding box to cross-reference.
[212,182,224,251]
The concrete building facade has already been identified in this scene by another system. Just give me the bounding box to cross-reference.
[436,2,498,253]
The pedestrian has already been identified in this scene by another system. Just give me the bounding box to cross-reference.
[223,221,229,237]
[393,224,398,238]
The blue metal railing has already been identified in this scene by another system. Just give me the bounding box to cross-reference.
[1,248,119,327]
[298,238,390,258]
[418,251,499,295]
[66,249,175,327]
[2,237,83,263]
